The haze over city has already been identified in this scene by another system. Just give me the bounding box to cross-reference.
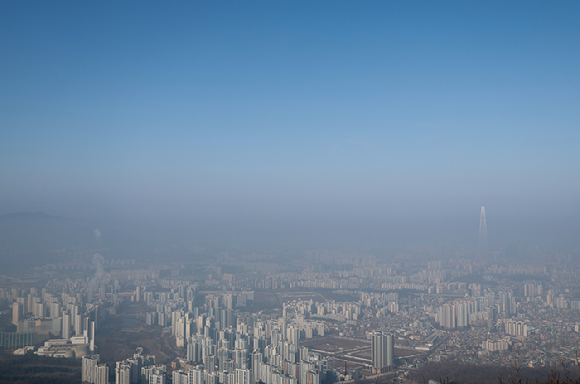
[1,2,580,384]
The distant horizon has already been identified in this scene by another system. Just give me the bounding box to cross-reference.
[1,2,579,257]
[1,208,579,255]
[1,1,579,225]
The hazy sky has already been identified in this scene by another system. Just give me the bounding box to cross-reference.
[1,1,579,221]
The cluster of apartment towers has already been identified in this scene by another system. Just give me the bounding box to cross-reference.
[10,296,99,357]
[81,323,395,384]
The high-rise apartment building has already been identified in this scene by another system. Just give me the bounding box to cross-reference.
[236,368,254,384]
[62,311,72,339]
[95,364,109,384]
[371,331,393,373]
[115,361,131,384]
[82,354,99,383]
[12,302,22,325]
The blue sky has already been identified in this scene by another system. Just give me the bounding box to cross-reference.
[1,1,579,221]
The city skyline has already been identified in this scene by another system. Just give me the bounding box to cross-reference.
[1,3,580,383]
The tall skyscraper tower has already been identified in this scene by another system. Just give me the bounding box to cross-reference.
[479,206,488,257]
